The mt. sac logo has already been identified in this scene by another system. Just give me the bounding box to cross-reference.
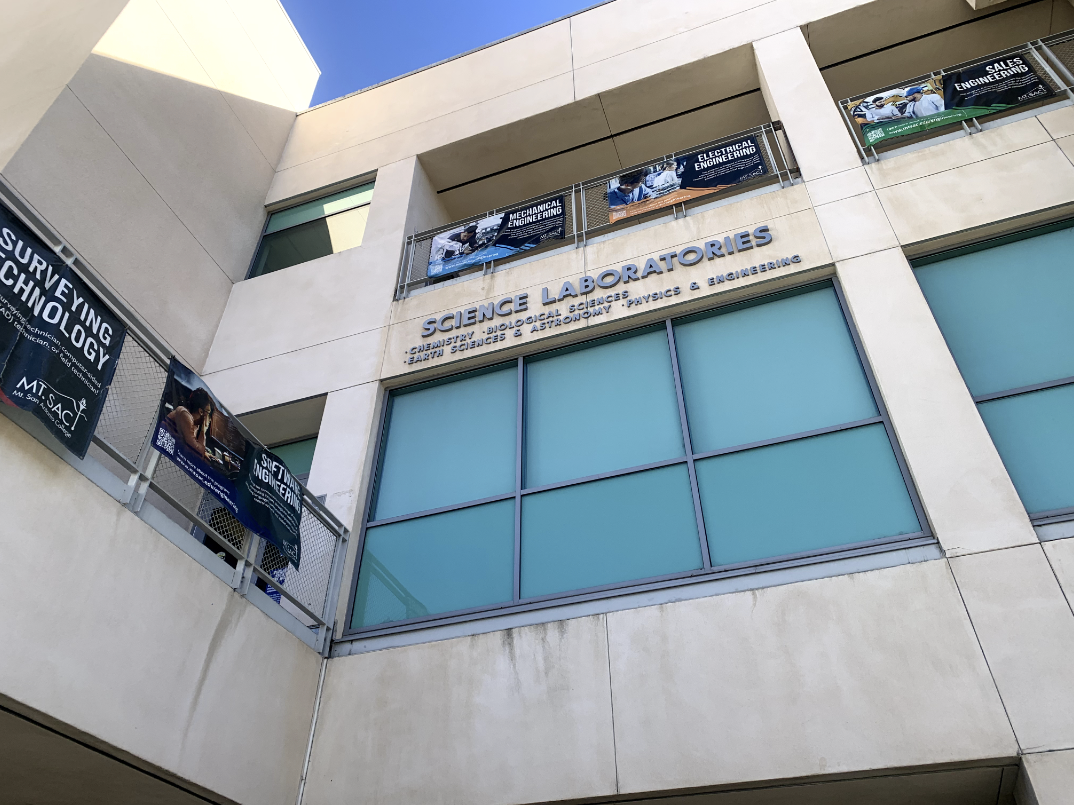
[13,377,88,434]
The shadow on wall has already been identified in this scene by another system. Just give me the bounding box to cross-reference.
[1,53,299,372]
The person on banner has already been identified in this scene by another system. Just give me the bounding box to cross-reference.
[608,170,653,209]
[903,86,944,118]
[647,161,680,195]
[440,223,481,260]
[165,387,214,461]
[863,96,903,123]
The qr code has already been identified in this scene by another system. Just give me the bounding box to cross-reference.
[156,426,175,454]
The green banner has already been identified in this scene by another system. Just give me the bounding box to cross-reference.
[861,105,1003,146]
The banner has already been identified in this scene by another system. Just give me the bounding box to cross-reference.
[607,136,768,223]
[428,196,565,278]
[151,359,304,568]
[847,56,1054,147]
[0,203,126,458]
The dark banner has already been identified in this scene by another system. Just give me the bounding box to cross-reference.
[607,136,768,223]
[427,196,565,278]
[848,56,1054,147]
[0,202,125,458]
[152,359,303,568]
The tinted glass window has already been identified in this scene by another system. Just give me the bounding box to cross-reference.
[916,225,1074,516]
[525,329,683,487]
[674,288,877,453]
[374,367,516,520]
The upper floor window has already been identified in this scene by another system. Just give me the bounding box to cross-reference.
[915,224,1074,521]
[250,182,374,278]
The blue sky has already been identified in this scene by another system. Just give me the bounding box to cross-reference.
[280,0,599,106]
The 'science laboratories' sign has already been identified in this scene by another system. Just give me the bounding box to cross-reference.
[406,224,801,366]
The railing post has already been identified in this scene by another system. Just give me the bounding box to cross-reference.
[759,126,784,188]
[127,450,159,513]
[571,184,579,250]
[838,101,870,164]
[1031,41,1074,102]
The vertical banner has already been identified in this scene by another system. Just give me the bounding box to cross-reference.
[846,55,1054,147]
[427,196,565,278]
[606,136,768,223]
[0,202,126,458]
[151,359,303,568]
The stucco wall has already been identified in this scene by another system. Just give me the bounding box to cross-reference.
[1,0,318,370]
[306,559,1017,803]
[0,414,321,804]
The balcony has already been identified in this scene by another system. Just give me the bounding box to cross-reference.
[837,31,1074,163]
[395,122,800,299]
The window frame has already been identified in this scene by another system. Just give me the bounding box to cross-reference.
[246,180,375,280]
[912,218,1074,526]
[343,277,933,639]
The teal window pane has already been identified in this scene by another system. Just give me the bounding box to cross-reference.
[375,367,516,519]
[525,330,684,486]
[674,287,877,453]
[272,437,317,482]
[696,424,920,566]
[265,182,375,234]
[521,464,701,598]
[250,217,333,277]
[979,384,1074,514]
[352,500,514,628]
[915,227,1074,396]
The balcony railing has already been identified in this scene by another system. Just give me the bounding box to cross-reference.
[395,121,799,299]
[0,180,350,656]
[838,31,1074,162]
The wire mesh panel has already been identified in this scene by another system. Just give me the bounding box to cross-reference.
[837,39,1074,159]
[258,506,339,621]
[578,125,788,238]
[1043,31,1074,85]
[195,492,249,555]
[94,338,167,462]
[396,124,796,299]
[396,186,579,296]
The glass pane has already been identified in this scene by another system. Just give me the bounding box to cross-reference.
[271,437,317,479]
[266,182,374,234]
[979,384,1074,515]
[520,464,701,598]
[352,500,514,629]
[674,287,877,453]
[250,218,332,277]
[375,367,516,519]
[525,329,684,487]
[326,205,369,253]
[696,424,920,566]
[915,226,1074,396]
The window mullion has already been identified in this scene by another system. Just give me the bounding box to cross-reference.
[665,319,712,569]
[514,356,524,602]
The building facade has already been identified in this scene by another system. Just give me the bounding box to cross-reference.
[4,0,1074,802]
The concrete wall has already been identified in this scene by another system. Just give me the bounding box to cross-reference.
[291,10,1074,803]
[8,0,1074,802]
[0,0,131,172]
[306,560,1018,803]
[0,415,321,804]
[1,0,318,370]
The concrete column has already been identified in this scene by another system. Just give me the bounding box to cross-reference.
[836,248,1037,556]
[753,27,862,182]
[1017,749,1074,803]
[950,545,1074,756]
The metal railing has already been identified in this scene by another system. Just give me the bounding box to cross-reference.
[0,180,349,656]
[838,31,1074,162]
[395,121,799,299]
